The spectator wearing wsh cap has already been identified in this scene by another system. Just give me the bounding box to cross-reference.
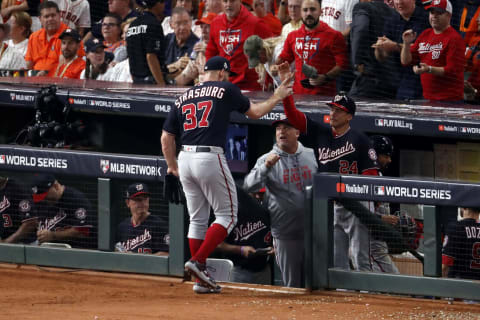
[116,183,169,255]
[45,28,85,79]
[175,12,216,85]
[80,37,114,80]
[30,174,95,249]
[243,115,317,287]
[244,35,284,90]
[401,0,465,101]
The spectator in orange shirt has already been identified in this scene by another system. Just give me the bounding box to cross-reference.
[253,0,282,36]
[46,28,85,79]
[25,1,84,72]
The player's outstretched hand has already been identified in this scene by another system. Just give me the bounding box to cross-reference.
[163,173,186,205]
[274,72,294,100]
[277,61,291,82]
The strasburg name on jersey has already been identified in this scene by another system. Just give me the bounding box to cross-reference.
[174,85,225,108]
[318,141,355,164]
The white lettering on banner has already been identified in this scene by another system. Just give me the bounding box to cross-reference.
[375,118,413,130]
[318,142,355,164]
[461,127,480,134]
[154,104,171,113]
[233,221,267,242]
[10,93,35,102]
[0,155,68,169]
[259,112,283,121]
[344,184,369,195]
[377,186,452,200]
[88,100,130,109]
[107,162,162,177]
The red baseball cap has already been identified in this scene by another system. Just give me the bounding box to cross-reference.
[422,0,452,14]
[195,12,217,25]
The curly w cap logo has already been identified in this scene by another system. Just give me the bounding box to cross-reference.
[219,29,242,56]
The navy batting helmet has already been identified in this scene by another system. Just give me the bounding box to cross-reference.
[371,135,393,157]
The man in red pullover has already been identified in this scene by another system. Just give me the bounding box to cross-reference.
[206,0,273,90]
[276,0,348,96]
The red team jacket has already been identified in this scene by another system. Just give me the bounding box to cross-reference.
[206,6,273,90]
[409,26,466,101]
[279,22,348,95]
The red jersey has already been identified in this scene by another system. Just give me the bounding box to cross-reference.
[409,26,465,101]
[279,22,348,96]
[206,6,273,90]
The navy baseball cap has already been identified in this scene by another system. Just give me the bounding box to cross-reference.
[31,174,56,203]
[59,28,81,42]
[85,38,106,53]
[326,94,356,115]
[272,114,295,128]
[126,183,150,199]
[204,56,237,76]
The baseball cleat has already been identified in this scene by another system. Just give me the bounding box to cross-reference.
[193,282,222,294]
[185,260,219,289]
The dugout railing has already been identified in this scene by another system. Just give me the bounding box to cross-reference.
[0,144,189,278]
[308,173,480,300]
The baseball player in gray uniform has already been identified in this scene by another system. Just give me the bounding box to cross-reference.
[161,56,293,293]
[369,135,400,274]
[244,116,317,287]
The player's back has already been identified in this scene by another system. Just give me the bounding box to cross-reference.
[167,81,250,148]
[444,219,480,280]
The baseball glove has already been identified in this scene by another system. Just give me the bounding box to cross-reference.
[163,173,186,205]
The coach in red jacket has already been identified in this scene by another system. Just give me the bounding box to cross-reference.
[276,0,348,95]
[206,0,273,90]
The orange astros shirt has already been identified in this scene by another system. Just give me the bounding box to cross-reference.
[25,23,85,71]
[47,57,86,79]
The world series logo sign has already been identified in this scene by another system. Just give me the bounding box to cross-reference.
[0,155,5,164]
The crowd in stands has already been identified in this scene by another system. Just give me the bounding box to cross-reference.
[0,0,477,102]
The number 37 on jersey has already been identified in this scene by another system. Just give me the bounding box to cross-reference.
[182,100,213,131]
